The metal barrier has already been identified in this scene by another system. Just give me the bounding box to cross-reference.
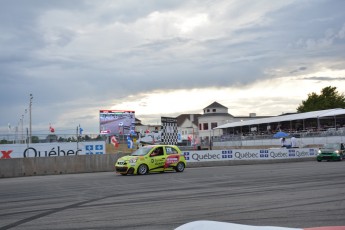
[213,134,345,148]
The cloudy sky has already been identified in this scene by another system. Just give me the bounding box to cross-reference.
[1,0,345,135]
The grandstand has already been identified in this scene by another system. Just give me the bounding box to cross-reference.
[213,108,345,148]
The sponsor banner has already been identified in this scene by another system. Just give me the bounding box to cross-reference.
[183,148,318,162]
[0,141,106,159]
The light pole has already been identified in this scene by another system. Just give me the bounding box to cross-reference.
[21,114,24,143]
[29,93,33,144]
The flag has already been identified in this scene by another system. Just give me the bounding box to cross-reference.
[8,123,11,132]
[79,125,83,135]
[49,123,55,133]
[127,135,134,149]
[111,136,119,148]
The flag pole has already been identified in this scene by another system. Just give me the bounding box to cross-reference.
[76,126,79,151]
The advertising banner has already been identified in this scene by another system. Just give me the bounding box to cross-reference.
[183,148,318,162]
[0,141,106,159]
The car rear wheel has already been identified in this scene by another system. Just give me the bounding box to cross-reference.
[175,162,185,172]
[137,164,148,175]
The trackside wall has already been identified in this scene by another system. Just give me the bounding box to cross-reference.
[0,145,318,178]
[0,153,128,178]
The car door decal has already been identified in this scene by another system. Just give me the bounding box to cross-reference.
[164,154,180,168]
[149,155,166,171]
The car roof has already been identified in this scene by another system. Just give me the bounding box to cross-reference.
[146,144,178,148]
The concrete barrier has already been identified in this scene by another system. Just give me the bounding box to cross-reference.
[0,153,128,178]
[186,157,314,168]
[0,152,315,178]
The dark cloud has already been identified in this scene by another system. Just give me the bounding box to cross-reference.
[305,76,345,81]
[290,66,307,74]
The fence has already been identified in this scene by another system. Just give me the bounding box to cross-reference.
[212,131,345,148]
[0,133,131,145]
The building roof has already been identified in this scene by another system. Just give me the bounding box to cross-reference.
[215,108,345,129]
[176,114,202,126]
[135,118,143,125]
[203,101,227,109]
[201,113,233,117]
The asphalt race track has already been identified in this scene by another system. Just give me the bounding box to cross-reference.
[1,161,344,230]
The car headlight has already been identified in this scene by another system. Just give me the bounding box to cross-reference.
[318,150,322,154]
[129,158,138,163]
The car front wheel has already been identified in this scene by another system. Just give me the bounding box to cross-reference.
[175,162,185,172]
[137,164,148,175]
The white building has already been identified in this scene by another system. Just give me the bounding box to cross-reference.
[198,102,234,142]
[176,114,202,144]
[197,102,273,143]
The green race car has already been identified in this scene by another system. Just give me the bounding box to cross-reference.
[115,145,186,175]
[317,143,345,162]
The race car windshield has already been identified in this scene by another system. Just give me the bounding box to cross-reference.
[131,147,153,156]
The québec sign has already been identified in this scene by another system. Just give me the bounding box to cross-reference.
[183,148,317,162]
[0,141,105,159]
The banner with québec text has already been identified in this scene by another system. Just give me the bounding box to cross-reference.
[183,148,318,162]
[0,141,106,159]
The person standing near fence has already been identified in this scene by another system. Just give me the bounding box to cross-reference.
[290,135,298,148]
[280,137,288,147]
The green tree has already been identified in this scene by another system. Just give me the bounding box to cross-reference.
[297,86,345,112]
[0,139,9,144]
[32,136,40,143]
[84,135,91,141]
[94,135,104,141]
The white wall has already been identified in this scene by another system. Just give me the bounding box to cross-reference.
[198,115,232,140]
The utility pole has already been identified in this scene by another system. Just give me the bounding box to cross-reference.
[21,114,24,143]
[29,93,33,144]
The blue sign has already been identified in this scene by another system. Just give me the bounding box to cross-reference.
[85,144,104,155]
[184,152,190,160]
[221,150,232,158]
